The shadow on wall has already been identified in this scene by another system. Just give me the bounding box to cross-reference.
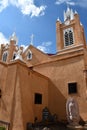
[48,80,67,122]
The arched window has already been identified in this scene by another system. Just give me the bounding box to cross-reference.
[27,50,32,60]
[64,28,74,47]
[2,51,8,62]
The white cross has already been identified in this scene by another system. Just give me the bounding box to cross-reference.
[30,34,34,45]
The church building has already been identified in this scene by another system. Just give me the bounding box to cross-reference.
[0,7,87,130]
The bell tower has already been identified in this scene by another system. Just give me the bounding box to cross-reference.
[56,7,86,52]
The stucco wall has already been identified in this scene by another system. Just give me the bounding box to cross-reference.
[33,55,87,121]
[0,62,17,124]
[0,61,49,130]
[30,72,48,122]
[17,63,48,129]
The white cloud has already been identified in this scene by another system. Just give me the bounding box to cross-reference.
[55,0,75,5]
[42,41,52,47]
[0,32,8,44]
[21,4,46,17]
[77,0,87,8]
[37,41,52,53]
[21,42,52,53]
[0,0,8,12]
[37,45,47,53]
[55,0,66,4]
[55,0,87,7]
[0,0,46,17]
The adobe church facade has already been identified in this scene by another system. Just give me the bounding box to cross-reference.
[0,7,87,130]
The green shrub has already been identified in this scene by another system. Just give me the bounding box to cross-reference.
[0,126,6,130]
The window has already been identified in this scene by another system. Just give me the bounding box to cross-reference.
[13,53,16,60]
[64,28,74,46]
[0,89,2,98]
[68,82,77,94]
[34,93,42,104]
[65,32,69,46]
[27,50,32,60]
[69,30,73,45]
[2,51,8,62]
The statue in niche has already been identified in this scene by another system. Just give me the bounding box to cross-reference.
[66,97,80,126]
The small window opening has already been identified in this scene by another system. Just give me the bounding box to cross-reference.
[68,82,77,94]
[0,89,2,98]
[27,50,32,60]
[13,53,16,60]
[34,93,42,104]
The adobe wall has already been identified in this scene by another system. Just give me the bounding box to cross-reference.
[0,63,8,122]
[0,61,49,130]
[30,72,48,122]
[0,63,7,93]
[0,62,18,123]
[17,63,48,130]
[33,55,87,121]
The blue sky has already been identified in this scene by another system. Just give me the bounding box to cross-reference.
[0,0,87,53]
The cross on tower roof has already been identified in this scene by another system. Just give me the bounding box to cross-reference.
[30,34,34,45]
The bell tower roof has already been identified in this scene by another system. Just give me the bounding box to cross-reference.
[56,7,86,52]
[64,6,74,22]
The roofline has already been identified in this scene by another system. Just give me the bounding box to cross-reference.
[0,59,49,80]
[28,47,84,67]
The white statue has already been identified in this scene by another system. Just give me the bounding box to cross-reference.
[66,97,80,126]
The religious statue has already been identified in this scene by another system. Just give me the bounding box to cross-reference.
[66,97,80,126]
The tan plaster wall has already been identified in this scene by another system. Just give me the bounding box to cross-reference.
[0,63,8,120]
[33,55,87,121]
[17,64,48,129]
[0,62,48,130]
[0,63,17,123]
[17,65,34,126]
[4,64,18,126]
[0,63,7,92]
[30,71,48,122]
